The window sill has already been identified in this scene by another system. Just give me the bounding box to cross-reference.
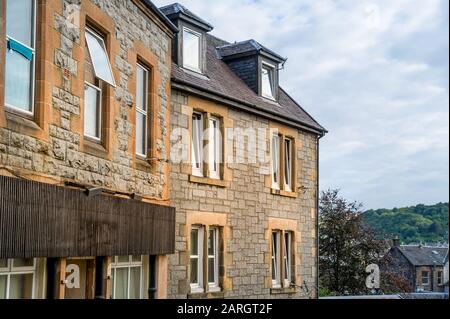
[188,291,225,299]
[271,188,298,198]
[136,155,153,172]
[189,175,229,188]
[270,287,297,295]
[182,66,202,75]
[84,138,107,158]
[5,109,41,133]
[262,94,276,101]
[208,286,221,293]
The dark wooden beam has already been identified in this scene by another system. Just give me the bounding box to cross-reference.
[0,175,176,258]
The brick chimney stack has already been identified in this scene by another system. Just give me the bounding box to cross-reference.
[393,236,400,247]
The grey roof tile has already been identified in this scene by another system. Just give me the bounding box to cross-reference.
[217,39,287,63]
[399,246,448,266]
[160,3,214,31]
[172,34,326,134]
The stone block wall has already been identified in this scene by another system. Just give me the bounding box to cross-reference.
[168,89,319,299]
[415,266,445,292]
[0,0,173,203]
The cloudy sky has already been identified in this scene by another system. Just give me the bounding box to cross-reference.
[154,0,449,210]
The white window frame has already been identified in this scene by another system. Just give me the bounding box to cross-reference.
[283,232,292,287]
[208,117,221,180]
[421,271,429,285]
[192,112,204,177]
[182,27,202,73]
[84,27,116,87]
[437,271,443,285]
[207,227,220,292]
[190,226,204,293]
[4,0,37,115]
[136,63,149,157]
[83,81,102,141]
[271,231,281,288]
[0,258,36,299]
[261,62,276,100]
[110,256,143,299]
[272,134,281,189]
[284,138,293,192]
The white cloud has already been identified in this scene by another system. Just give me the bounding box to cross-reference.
[154,0,449,209]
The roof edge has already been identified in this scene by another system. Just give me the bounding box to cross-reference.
[172,79,325,136]
[217,39,287,63]
[396,246,448,266]
[160,3,214,32]
[141,0,179,34]
[394,247,417,266]
[279,87,328,135]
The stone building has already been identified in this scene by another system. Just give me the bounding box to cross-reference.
[444,251,449,293]
[383,241,449,293]
[0,0,177,299]
[161,4,327,299]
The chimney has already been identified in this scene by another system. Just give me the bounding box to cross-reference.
[393,236,400,247]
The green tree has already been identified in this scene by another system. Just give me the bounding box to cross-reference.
[319,189,385,296]
[363,202,449,243]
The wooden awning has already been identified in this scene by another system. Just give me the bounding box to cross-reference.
[0,175,175,258]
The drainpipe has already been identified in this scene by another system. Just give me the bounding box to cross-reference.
[432,262,436,292]
[95,257,106,299]
[413,267,417,292]
[46,258,60,299]
[316,134,322,299]
[148,255,158,299]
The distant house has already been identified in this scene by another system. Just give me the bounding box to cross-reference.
[383,239,448,293]
[444,251,449,293]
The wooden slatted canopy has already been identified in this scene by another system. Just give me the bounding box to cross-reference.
[0,175,175,258]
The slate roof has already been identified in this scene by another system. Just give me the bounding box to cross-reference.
[398,246,448,266]
[171,34,327,134]
[159,3,214,31]
[141,0,178,33]
[217,40,287,63]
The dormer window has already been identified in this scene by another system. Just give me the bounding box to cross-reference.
[160,3,213,74]
[216,39,285,101]
[261,63,276,100]
[183,27,201,73]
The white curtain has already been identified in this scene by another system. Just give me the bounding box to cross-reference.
[113,268,128,299]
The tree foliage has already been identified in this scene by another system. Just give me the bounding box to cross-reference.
[319,189,385,296]
[377,252,413,294]
[363,203,449,244]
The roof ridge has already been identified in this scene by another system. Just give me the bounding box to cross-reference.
[140,0,178,33]
[216,38,286,62]
[216,39,256,48]
[401,245,449,248]
[396,245,448,266]
[159,2,214,31]
[396,248,416,266]
[160,2,184,10]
